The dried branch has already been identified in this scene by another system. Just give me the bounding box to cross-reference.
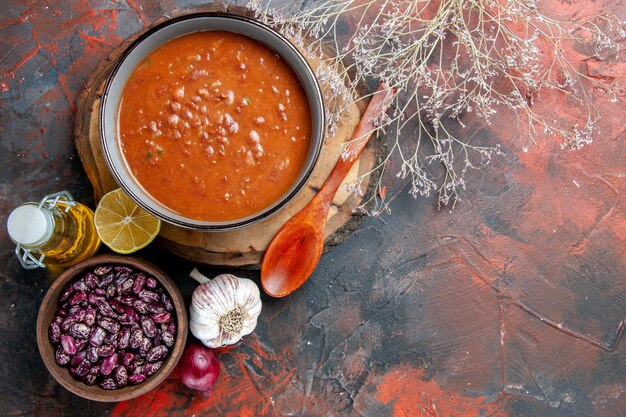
[248,0,624,211]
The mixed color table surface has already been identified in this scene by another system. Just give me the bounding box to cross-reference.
[1,1,624,416]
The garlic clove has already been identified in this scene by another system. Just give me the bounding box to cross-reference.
[240,319,259,338]
[200,335,223,348]
[219,331,242,347]
[189,319,221,341]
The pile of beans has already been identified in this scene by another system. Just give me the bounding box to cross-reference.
[48,265,176,390]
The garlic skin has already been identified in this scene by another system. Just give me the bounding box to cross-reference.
[189,269,262,348]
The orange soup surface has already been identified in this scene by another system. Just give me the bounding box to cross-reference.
[118,31,312,221]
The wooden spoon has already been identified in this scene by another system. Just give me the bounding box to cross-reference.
[261,82,396,297]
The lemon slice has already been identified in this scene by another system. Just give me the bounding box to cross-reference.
[94,189,161,254]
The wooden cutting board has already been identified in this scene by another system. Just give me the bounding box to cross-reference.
[74,3,381,267]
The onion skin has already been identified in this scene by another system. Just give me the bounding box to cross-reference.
[180,341,220,396]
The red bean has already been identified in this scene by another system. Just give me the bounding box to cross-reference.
[99,378,117,390]
[146,303,166,314]
[97,344,116,358]
[70,350,87,367]
[141,318,157,338]
[72,278,88,292]
[99,317,120,334]
[139,337,152,356]
[138,289,160,304]
[84,366,99,385]
[61,317,76,334]
[128,374,146,386]
[132,274,146,294]
[74,359,91,377]
[161,294,174,312]
[118,328,131,349]
[59,286,75,302]
[105,283,116,299]
[105,331,118,345]
[69,291,87,306]
[129,329,143,349]
[87,346,99,363]
[114,272,129,286]
[145,278,157,289]
[85,273,98,289]
[75,339,88,352]
[166,321,176,335]
[88,293,105,305]
[109,299,126,315]
[94,266,112,276]
[100,353,118,376]
[146,346,168,362]
[161,331,174,348]
[70,323,90,339]
[126,360,138,374]
[97,273,114,288]
[151,312,172,324]
[113,365,128,387]
[121,352,135,367]
[144,361,163,376]
[49,322,61,344]
[118,295,137,306]
[61,335,77,355]
[153,331,162,347]
[124,306,139,322]
[89,327,106,347]
[133,299,149,314]
[55,346,70,366]
[84,307,96,327]
[119,278,134,294]
[118,313,133,326]
[96,300,117,318]
[76,308,87,322]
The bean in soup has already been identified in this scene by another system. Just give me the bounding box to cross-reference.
[118,31,312,221]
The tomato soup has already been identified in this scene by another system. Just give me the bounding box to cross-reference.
[118,31,312,221]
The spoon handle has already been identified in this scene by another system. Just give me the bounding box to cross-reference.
[317,82,397,205]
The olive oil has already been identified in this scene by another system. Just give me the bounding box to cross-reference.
[7,191,101,269]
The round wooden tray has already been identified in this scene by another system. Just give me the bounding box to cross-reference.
[74,3,380,267]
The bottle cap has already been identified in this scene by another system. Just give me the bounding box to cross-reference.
[7,204,53,247]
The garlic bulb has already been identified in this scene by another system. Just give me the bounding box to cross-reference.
[189,269,262,348]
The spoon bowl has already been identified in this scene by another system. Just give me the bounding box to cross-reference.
[261,218,324,297]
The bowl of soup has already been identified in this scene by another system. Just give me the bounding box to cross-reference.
[100,13,325,230]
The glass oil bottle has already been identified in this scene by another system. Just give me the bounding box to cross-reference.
[7,191,101,269]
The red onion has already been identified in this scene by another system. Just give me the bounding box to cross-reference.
[180,341,220,395]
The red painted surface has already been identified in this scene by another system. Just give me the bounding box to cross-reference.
[371,368,495,417]
[112,336,298,417]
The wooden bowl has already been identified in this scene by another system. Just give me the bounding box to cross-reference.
[36,255,188,402]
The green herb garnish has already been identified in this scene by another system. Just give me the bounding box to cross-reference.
[244,97,251,105]
[146,150,152,160]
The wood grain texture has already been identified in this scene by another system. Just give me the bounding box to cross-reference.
[74,3,379,267]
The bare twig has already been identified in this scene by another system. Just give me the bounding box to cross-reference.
[248,0,624,211]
